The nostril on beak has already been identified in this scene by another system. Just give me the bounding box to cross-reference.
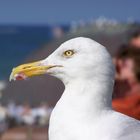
[23,66,31,69]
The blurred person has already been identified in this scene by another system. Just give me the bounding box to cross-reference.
[113,47,140,120]
[32,102,52,126]
[14,103,24,124]
[113,47,140,98]
[7,101,16,118]
[20,103,34,125]
[52,26,64,39]
[0,104,8,133]
[129,31,140,48]
[6,101,18,128]
[0,104,7,122]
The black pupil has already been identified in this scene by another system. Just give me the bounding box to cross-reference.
[64,50,73,56]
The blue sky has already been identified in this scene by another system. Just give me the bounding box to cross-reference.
[0,0,139,24]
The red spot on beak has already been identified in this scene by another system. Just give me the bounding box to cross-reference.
[15,73,27,80]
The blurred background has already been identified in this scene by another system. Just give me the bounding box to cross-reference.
[0,0,140,139]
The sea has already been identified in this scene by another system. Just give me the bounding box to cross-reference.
[0,25,69,80]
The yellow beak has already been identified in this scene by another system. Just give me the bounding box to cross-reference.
[9,60,56,81]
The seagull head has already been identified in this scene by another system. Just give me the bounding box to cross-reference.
[10,37,115,84]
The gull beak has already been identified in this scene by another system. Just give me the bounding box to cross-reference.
[9,60,57,81]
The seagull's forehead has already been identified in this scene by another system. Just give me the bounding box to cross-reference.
[60,41,80,50]
[59,40,92,53]
[61,37,101,51]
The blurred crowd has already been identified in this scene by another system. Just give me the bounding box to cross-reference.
[0,102,52,133]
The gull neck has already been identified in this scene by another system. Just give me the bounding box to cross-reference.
[58,77,114,117]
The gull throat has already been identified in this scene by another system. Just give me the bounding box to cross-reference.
[56,76,113,118]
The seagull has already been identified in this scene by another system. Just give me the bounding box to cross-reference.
[10,37,140,140]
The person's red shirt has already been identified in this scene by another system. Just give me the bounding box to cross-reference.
[112,94,140,120]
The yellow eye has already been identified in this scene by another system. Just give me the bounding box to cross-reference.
[63,50,75,57]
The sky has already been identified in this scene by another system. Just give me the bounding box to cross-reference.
[0,0,140,25]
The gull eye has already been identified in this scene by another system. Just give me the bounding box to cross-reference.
[63,50,75,57]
